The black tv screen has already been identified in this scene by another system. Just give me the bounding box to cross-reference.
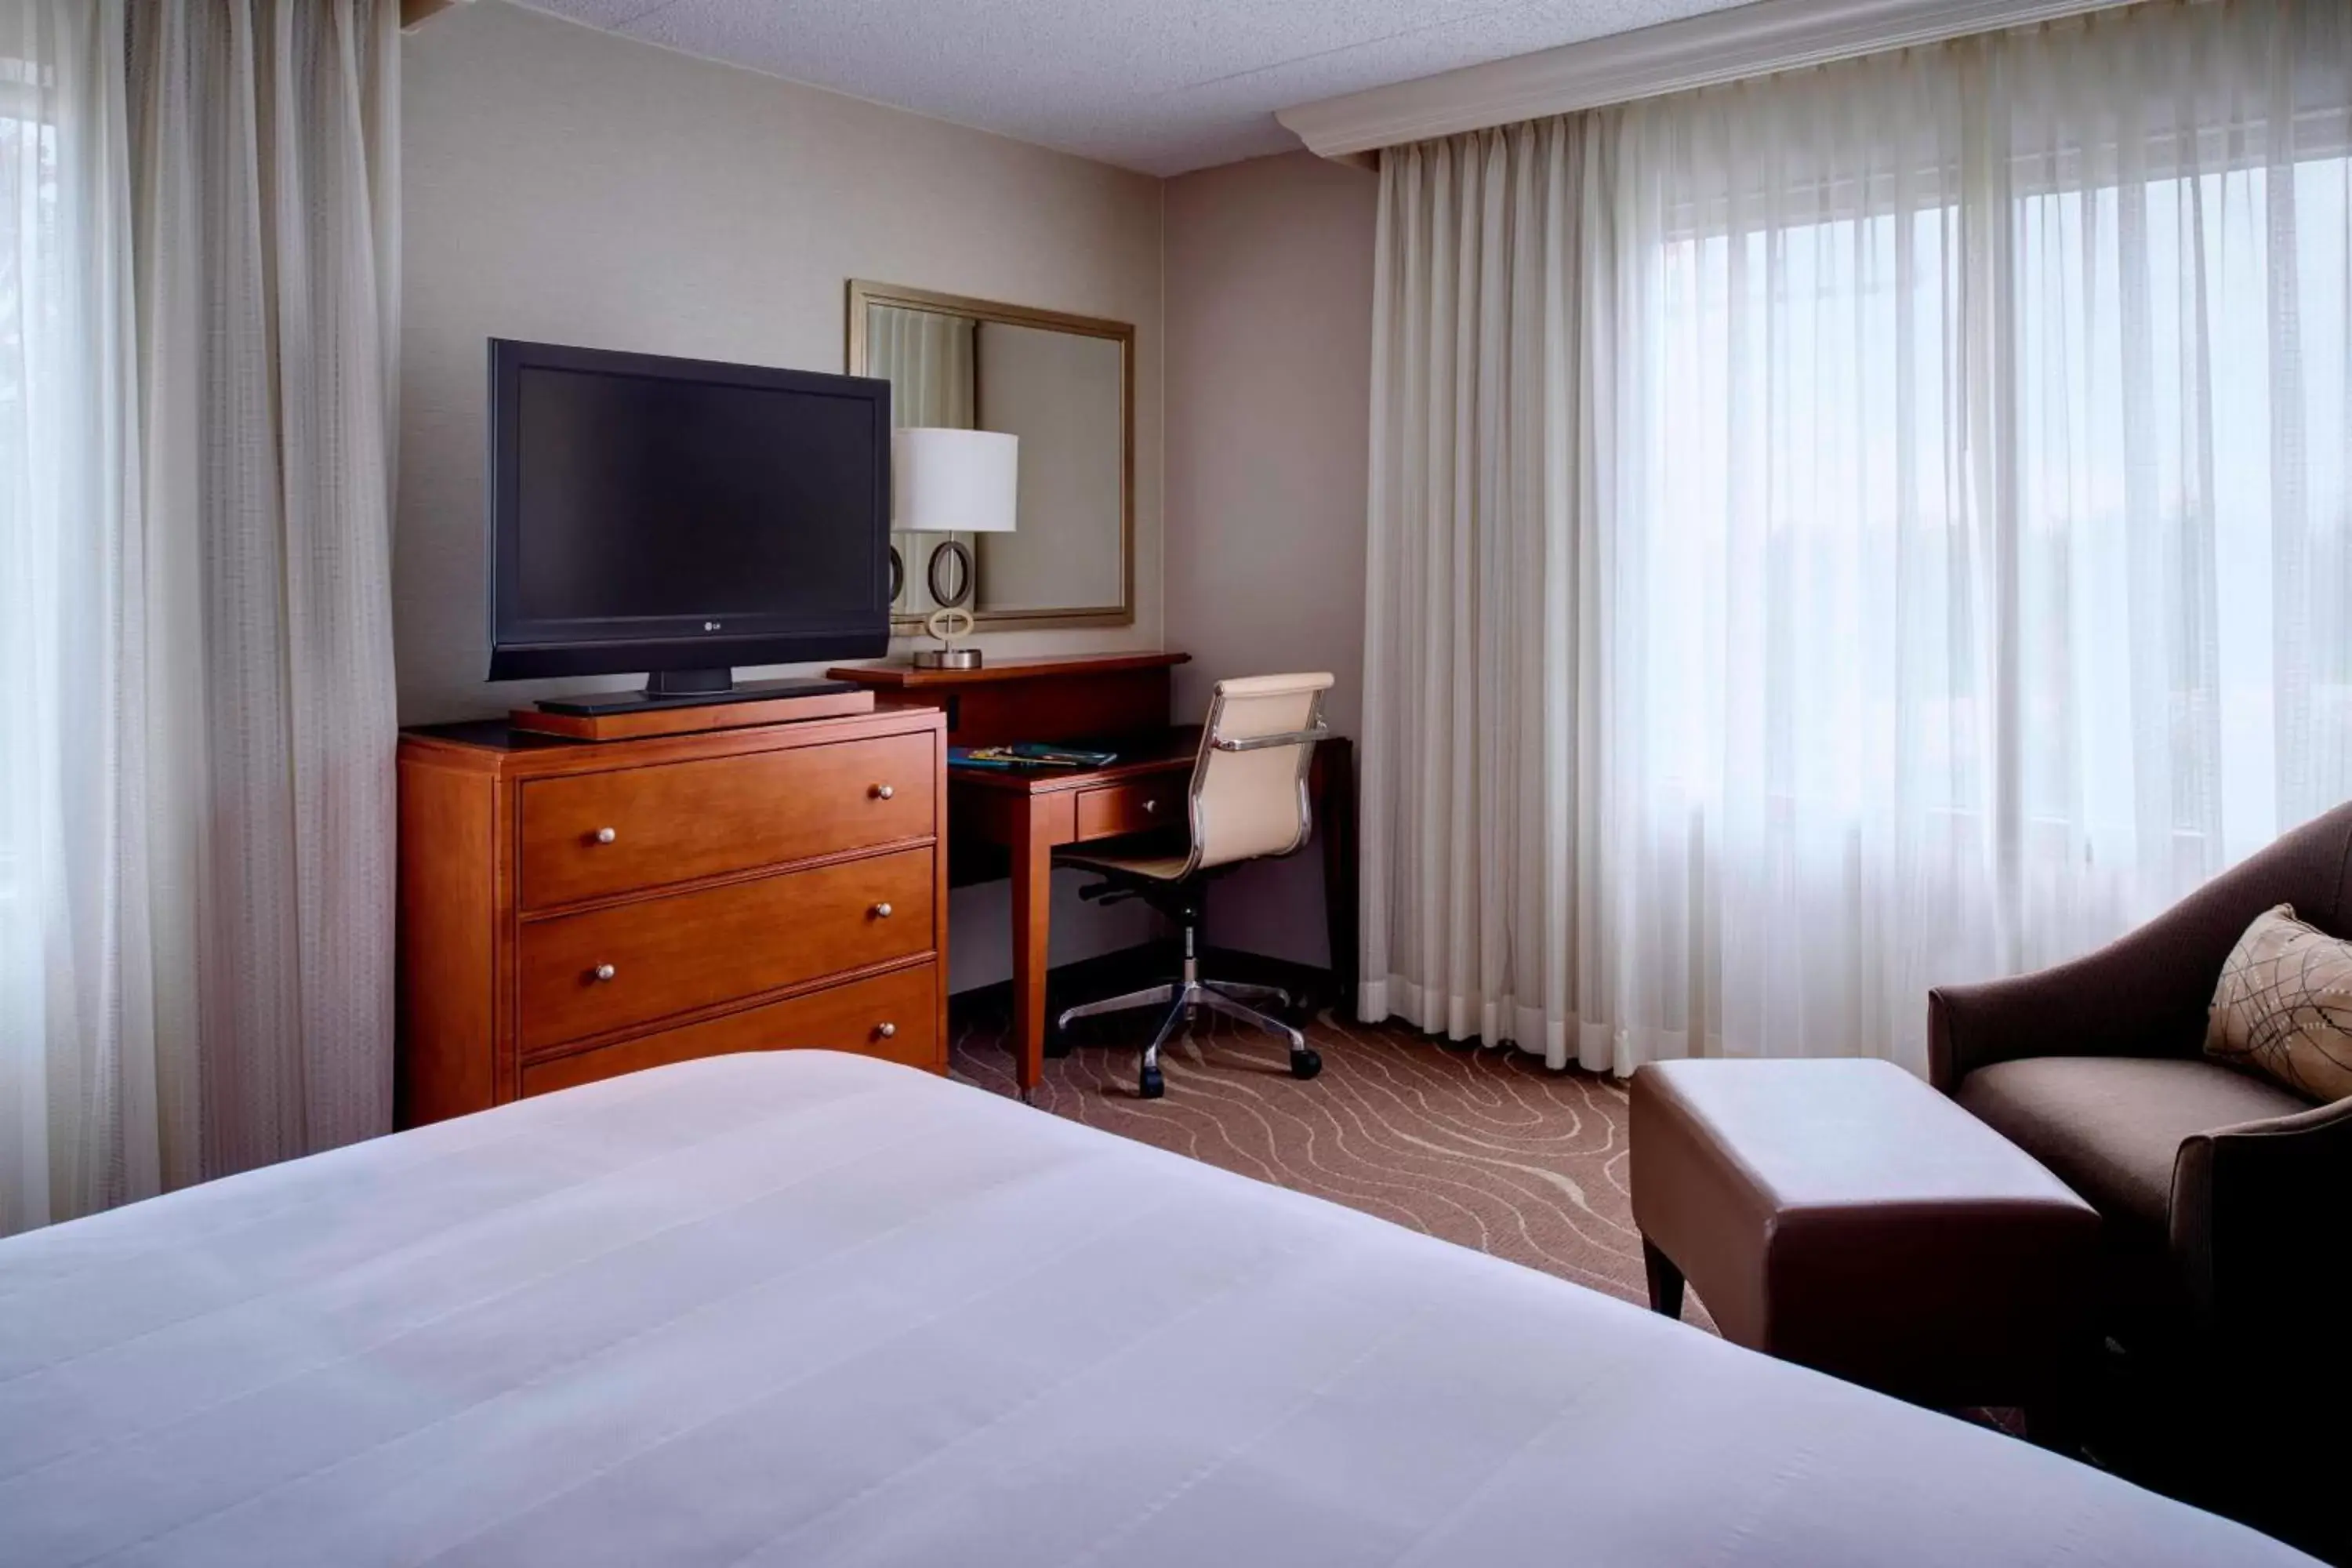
[487,339,891,682]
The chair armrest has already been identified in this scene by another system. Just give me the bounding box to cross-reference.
[1928,920,2219,1092]
[1210,724,1330,753]
[1929,802,2352,1093]
[2170,1094,2352,1330]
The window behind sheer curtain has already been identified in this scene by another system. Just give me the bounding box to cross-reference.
[0,0,148,1232]
[1641,144,2352,880]
[1,63,63,911]
[1,73,59,921]
[1595,0,2352,1068]
[2011,154,2352,875]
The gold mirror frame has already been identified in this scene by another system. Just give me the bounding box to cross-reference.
[848,279,1136,633]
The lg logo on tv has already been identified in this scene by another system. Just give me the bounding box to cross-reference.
[702,622,723,632]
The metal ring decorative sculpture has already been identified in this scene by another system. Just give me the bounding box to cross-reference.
[924,604,976,644]
[925,537,975,610]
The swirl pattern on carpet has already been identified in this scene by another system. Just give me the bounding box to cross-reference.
[951,997,1716,1330]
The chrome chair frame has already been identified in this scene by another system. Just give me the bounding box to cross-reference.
[1054,681,1331,1098]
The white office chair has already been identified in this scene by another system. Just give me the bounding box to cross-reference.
[1054,671,1335,1098]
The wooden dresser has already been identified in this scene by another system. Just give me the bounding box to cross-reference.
[396,704,948,1126]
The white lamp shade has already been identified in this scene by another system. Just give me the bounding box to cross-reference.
[891,427,1018,534]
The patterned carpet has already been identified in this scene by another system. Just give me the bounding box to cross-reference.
[950,991,1717,1331]
[948,996,2331,1554]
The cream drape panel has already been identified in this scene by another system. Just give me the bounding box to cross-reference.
[1360,0,2352,1076]
[1359,118,1594,1065]
[1,0,398,1232]
[867,304,975,615]
[868,304,975,429]
[129,0,401,1179]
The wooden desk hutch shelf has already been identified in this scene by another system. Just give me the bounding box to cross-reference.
[396,704,949,1126]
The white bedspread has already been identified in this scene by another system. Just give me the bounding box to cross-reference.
[0,1051,2310,1566]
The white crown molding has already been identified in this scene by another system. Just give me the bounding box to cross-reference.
[401,0,475,34]
[1276,0,2138,158]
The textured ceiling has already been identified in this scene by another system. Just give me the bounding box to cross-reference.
[512,0,1762,176]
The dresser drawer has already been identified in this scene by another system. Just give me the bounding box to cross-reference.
[1075,774,1188,840]
[520,962,939,1095]
[517,733,935,909]
[517,846,935,1051]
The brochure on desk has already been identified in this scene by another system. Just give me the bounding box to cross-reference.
[949,742,1121,771]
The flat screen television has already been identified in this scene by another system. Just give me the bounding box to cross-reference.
[486,339,891,706]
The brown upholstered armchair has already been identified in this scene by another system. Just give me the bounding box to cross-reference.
[1930,804,2352,1557]
[1929,802,2352,1341]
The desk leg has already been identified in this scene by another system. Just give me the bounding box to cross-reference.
[1316,737,1359,1018]
[1009,803,1055,1102]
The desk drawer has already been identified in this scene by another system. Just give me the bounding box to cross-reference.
[517,846,934,1051]
[520,962,939,1094]
[518,733,935,909]
[1075,775,1188,840]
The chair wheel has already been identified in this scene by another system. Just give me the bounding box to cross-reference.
[1139,1065,1166,1099]
[1290,1047,1322,1080]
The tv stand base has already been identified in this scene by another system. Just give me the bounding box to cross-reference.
[511,678,874,742]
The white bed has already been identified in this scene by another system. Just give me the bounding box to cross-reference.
[0,1051,2310,1566]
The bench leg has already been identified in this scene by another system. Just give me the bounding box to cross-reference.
[1642,1237,1686,1320]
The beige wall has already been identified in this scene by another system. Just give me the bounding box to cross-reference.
[1162,151,1379,967]
[398,0,1165,724]
[398,1,1166,986]
[399,14,1374,986]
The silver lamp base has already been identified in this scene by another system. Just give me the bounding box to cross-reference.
[911,646,985,670]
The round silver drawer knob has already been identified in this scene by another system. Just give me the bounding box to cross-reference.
[593,964,616,982]
[593,826,617,844]
[1142,799,1159,813]
[872,784,895,800]
[871,902,893,920]
[877,1022,898,1040]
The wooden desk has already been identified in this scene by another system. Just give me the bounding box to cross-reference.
[828,651,1192,748]
[831,654,1357,1098]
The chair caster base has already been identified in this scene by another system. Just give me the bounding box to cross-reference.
[1139,1065,1166,1099]
[1290,1047,1322,1080]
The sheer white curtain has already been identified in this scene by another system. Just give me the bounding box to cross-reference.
[1,0,398,1233]
[0,0,159,1232]
[1360,0,2352,1077]
[1590,47,1991,1075]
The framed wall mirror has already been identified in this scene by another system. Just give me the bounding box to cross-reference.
[848,280,1134,633]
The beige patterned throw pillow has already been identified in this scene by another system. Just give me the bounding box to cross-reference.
[2205,904,2352,1104]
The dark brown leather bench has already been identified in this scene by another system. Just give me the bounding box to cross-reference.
[1630,1058,2098,1413]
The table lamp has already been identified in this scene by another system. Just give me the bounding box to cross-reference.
[891,427,1018,670]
